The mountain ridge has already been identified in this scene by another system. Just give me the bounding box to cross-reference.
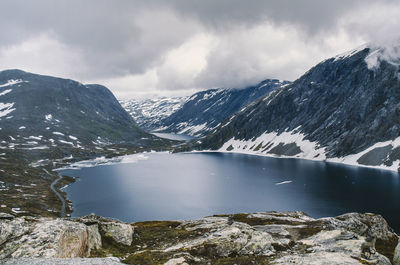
[125,79,290,137]
[188,44,400,171]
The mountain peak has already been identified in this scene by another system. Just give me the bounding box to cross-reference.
[332,40,400,71]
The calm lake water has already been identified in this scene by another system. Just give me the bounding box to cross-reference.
[62,152,400,231]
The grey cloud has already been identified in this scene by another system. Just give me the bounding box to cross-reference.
[0,0,399,98]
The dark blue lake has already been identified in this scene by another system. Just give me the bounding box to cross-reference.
[62,152,400,231]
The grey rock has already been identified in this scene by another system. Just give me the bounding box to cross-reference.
[299,229,390,264]
[324,212,394,240]
[272,252,373,265]
[0,218,101,259]
[0,212,397,264]
[99,221,133,246]
[394,238,400,265]
[2,257,123,265]
[0,217,31,246]
[78,214,133,246]
[0,213,14,220]
[86,224,102,254]
[165,217,275,257]
[163,257,189,265]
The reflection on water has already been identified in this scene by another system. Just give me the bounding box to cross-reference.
[62,152,400,231]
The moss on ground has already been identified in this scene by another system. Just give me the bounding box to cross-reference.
[131,221,205,250]
[214,213,305,226]
[91,220,208,263]
[123,250,171,265]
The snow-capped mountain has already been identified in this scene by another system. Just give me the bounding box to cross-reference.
[193,43,400,171]
[155,79,291,137]
[0,69,167,166]
[120,96,188,131]
[0,69,175,217]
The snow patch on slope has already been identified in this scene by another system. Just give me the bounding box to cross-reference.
[329,136,400,172]
[0,102,15,118]
[0,89,12,96]
[178,123,208,135]
[0,79,25,88]
[218,129,400,172]
[219,129,326,160]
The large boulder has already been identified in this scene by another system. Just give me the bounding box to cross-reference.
[165,216,275,257]
[78,214,133,246]
[325,213,395,240]
[0,217,101,259]
[99,222,133,246]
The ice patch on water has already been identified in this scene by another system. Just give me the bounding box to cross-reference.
[275,181,292,185]
[55,153,153,170]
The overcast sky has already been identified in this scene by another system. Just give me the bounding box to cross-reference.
[0,0,399,99]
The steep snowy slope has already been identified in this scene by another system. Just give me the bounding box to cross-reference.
[157,79,290,137]
[195,43,400,171]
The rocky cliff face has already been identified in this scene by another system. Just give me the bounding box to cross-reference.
[194,44,400,171]
[0,211,398,264]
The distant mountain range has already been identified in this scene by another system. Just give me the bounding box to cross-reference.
[123,79,290,137]
[189,43,400,171]
[120,96,188,132]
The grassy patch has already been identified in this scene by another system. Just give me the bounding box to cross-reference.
[213,213,305,226]
[208,256,271,265]
[132,221,199,250]
[123,250,171,265]
[91,220,204,262]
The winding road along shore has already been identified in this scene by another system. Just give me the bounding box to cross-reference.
[45,169,66,218]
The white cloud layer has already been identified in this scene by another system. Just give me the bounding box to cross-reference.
[0,0,399,99]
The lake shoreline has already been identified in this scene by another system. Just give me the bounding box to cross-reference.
[60,152,400,231]
[187,150,400,174]
[56,149,400,174]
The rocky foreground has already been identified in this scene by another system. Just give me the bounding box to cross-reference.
[0,212,399,265]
